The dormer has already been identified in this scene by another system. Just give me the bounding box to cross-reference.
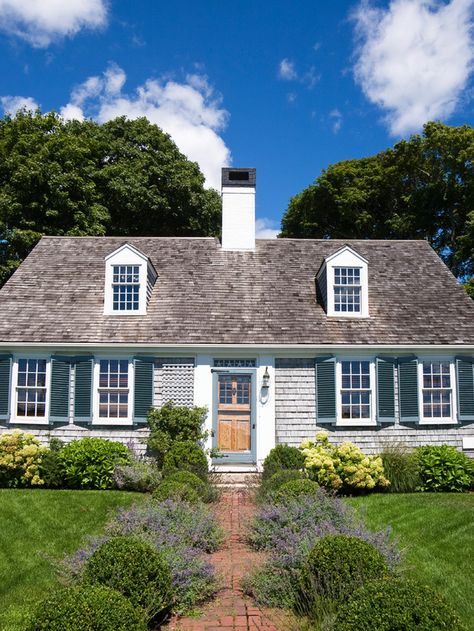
[104,244,157,316]
[317,245,369,318]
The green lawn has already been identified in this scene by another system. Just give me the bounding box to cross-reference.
[347,493,474,630]
[0,488,144,631]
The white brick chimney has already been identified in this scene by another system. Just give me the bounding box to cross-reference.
[221,167,256,250]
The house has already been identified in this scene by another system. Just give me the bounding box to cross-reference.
[0,167,473,469]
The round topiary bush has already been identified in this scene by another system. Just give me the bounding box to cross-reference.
[258,469,307,502]
[153,479,202,503]
[164,470,214,502]
[303,534,389,603]
[83,536,173,623]
[270,478,319,504]
[162,440,209,479]
[335,577,466,631]
[27,584,146,631]
[262,444,306,481]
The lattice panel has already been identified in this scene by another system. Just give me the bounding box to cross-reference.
[160,360,195,406]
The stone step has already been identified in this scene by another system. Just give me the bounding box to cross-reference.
[211,472,261,487]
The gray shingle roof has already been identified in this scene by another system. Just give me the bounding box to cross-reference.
[0,236,472,345]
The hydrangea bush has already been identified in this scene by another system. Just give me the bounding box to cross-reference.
[0,431,48,487]
[301,431,390,492]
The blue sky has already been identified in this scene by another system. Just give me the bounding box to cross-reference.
[0,0,473,237]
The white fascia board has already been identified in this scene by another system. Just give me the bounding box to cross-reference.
[104,243,148,263]
[325,245,368,265]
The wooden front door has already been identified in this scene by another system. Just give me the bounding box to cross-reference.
[217,374,252,453]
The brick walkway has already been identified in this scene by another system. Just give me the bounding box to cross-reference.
[166,490,281,631]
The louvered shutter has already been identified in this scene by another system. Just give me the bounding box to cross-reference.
[0,354,12,421]
[50,358,70,423]
[376,357,396,423]
[456,356,474,422]
[398,357,419,422]
[74,359,93,424]
[315,356,336,424]
[134,357,155,423]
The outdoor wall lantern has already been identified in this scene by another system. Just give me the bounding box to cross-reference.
[262,366,270,390]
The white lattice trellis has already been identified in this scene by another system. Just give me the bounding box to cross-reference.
[159,360,195,406]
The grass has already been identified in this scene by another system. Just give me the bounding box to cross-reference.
[0,488,144,631]
[347,493,474,630]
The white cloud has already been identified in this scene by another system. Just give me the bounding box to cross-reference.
[353,0,474,135]
[278,58,297,80]
[60,65,231,189]
[329,108,343,134]
[0,95,39,115]
[0,0,107,47]
[255,218,279,239]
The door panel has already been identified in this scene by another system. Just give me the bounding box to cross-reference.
[217,374,252,452]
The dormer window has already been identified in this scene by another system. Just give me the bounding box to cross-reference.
[113,265,140,311]
[334,267,361,313]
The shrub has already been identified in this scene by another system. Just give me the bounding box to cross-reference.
[336,576,466,630]
[301,431,390,492]
[0,431,48,487]
[147,402,208,466]
[58,438,131,489]
[27,584,146,631]
[262,444,306,481]
[269,479,319,504]
[162,440,208,479]
[379,443,420,493]
[83,536,173,623]
[258,469,307,502]
[153,479,201,503]
[112,460,161,492]
[164,470,216,502]
[303,534,389,603]
[415,445,473,492]
[39,437,65,488]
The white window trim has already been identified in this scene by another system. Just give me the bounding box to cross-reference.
[11,355,51,425]
[335,358,377,427]
[104,244,151,316]
[92,357,135,426]
[417,357,458,425]
[320,246,370,318]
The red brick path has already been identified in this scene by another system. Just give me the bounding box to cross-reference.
[166,490,281,631]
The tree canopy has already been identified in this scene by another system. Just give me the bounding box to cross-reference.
[0,111,221,286]
[281,122,474,296]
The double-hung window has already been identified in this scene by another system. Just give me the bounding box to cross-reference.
[98,360,129,418]
[112,265,140,311]
[16,359,47,418]
[334,267,361,313]
[341,360,371,420]
[422,361,452,419]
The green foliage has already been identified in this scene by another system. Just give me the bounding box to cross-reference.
[262,444,306,481]
[162,440,209,480]
[301,431,390,492]
[0,431,48,487]
[147,402,208,466]
[152,479,202,504]
[27,584,146,631]
[58,438,131,489]
[415,445,473,492]
[83,536,173,623]
[269,479,319,504]
[379,443,420,493]
[164,469,217,502]
[39,437,64,488]
[258,469,307,503]
[0,112,221,286]
[281,121,474,280]
[463,277,474,299]
[112,460,162,492]
[335,576,466,631]
[303,534,389,604]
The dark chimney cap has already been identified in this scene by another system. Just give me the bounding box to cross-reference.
[221,167,256,188]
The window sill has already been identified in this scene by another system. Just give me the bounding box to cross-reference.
[11,418,49,425]
[336,420,377,428]
[418,419,458,426]
[92,419,134,427]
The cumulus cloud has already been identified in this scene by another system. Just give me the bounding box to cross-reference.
[0,0,107,47]
[0,95,39,115]
[255,218,280,239]
[353,0,474,136]
[278,58,297,80]
[60,65,231,189]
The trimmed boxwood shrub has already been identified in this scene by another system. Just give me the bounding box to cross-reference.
[27,584,146,631]
[164,470,216,502]
[336,577,466,630]
[83,536,173,623]
[303,534,389,603]
[415,445,473,492]
[162,440,208,479]
[153,479,202,503]
[258,469,307,502]
[262,444,305,481]
[269,478,319,504]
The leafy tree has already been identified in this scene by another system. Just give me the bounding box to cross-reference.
[0,111,221,286]
[281,122,474,295]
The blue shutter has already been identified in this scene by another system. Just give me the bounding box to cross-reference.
[134,357,155,424]
[74,359,93,424]
[0,354,12,421]
[315,356,336,424]
[50,359,70,424]
[398,356,419,422]
[456,356,474,422]
[376,357,396,423]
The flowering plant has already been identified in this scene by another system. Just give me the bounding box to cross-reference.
[0,431,48,486]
